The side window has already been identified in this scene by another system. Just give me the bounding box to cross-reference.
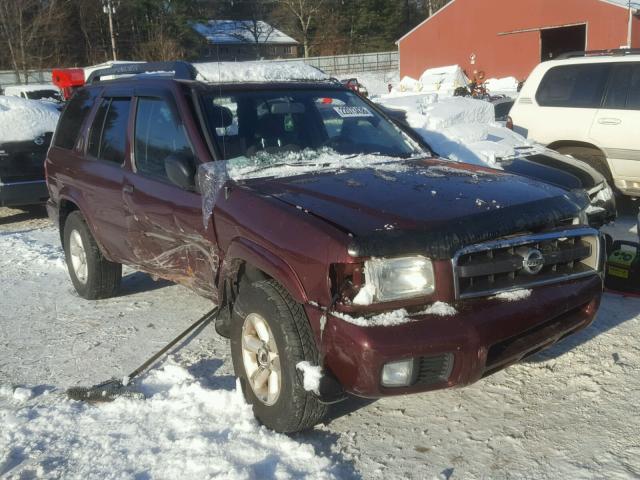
[87,97,131,164]
[134,97,193,180]
[88,99,109,158]
[626,64,640,110]
[536,64,610,108]
[54,88,99,150]
[101,99,131,164]
[604,65,631,109]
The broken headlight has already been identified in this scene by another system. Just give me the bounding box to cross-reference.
[356,256,435,304]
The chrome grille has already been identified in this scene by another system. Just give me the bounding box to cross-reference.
[452,227,601,299]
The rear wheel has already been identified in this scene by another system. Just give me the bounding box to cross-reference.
[555,145,613,184]
[63,211,122,299]
[230,279,328,433]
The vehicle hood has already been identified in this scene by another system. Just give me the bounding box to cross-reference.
[244,158,590,259]
[503,149,605,190]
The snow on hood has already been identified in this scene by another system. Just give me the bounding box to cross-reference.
[194,61,329,84]
[0,95,60,143]
[376,94,542,169]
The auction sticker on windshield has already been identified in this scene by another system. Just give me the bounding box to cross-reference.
[334,106,374,118]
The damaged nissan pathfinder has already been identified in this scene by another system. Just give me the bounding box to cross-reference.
[46,62,604,433]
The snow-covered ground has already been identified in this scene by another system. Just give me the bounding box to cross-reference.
[1,204,639,479]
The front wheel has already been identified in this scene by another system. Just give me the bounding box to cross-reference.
[63,211,122,300]
[230,279,328,433]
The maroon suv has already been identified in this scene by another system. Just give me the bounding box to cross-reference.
[46,62,604,433]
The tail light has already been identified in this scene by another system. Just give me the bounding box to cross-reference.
[52,68,85,100]
[506,115,514,130]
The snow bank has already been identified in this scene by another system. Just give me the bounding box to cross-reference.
[419,65,470,97]
[0,96,60,143]
[195,61,329,83]
[0,360,338,479]
[391,65,469,97]
[334,302,457,327]
[485,76,520,95]
[399,76,423,93]
[376,94,542,169]
[296,361,322,395]
[342,70,399,98]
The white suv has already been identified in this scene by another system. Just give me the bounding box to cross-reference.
[510,51,640,197]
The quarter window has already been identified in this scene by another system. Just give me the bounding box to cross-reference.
[54,88,99,150]
[536,64,610,108]
[87,98,131,164]
[134,97,193,180]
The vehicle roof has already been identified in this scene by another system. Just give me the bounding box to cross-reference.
[84,75,346,93]
[542,54,640,68]
[3,84,60,94]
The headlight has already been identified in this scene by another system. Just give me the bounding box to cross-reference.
[359,256,435,303]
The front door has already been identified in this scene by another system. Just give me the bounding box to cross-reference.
[123,94,219,300]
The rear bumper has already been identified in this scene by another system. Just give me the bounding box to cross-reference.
[315,274,602,398]
[0,179,48,207]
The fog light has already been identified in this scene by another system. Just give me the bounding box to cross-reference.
[381,359,414,387]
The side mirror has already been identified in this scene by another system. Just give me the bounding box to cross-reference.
[164,153,196,190]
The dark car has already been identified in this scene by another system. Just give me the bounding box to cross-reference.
[377,104,616,227]
[0,133,53,207]
[46,62,604,433]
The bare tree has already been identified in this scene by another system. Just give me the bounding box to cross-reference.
[277,0,324,58]
[0,0,61,82]
[135,20,185,61]
[231,19,275,59]
[426,0,450,16]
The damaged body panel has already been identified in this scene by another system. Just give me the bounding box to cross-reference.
[45,65,604,428]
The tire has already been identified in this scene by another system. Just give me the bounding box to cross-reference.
[230,279,328,433]
[63,211,122,300]
[555,146,613,184]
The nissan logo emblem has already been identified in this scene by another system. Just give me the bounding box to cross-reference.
[522,248,545,275]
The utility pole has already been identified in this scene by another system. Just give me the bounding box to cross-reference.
[628,0,633,48]
[103,0,118,61]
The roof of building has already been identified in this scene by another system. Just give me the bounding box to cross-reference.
[192,20,299,45]
[397,0,637,44]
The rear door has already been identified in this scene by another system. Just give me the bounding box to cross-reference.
[123,91,218,298]
[589,62,640,185]
[80,92,134,262]
[532,63,610,145]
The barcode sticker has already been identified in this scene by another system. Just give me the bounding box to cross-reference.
[333,106,374,118]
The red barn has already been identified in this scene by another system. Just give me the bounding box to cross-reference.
[398,0,640,81]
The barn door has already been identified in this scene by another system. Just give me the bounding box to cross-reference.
[541,24,587,61]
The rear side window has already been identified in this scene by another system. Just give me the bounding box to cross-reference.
[536,64,610,108]
[87,97,131,164]
[604,63,640,110]
[54,89,99,149]
[134,97,193,180]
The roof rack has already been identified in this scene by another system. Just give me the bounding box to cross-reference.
[556,48,640,60]
[86,61,197,84]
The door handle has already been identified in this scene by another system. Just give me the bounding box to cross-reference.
[123,184,134,194]
[598,118,622,125]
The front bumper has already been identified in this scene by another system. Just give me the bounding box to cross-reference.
[0,179,49,207]
[314,274,602,398]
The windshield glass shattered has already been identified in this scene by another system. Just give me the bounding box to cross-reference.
[197,88,427,227]
[201,88,424,165]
